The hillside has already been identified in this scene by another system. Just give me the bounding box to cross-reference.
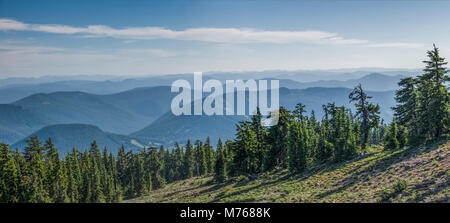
[11,124,150,154]
[0,104,55,144]
[11,86,174,135]
[100,86,173,123]
[126,140,449,203]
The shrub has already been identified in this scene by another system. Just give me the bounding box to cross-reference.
[393,179,408,193]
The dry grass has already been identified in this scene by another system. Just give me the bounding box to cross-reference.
[125,140,449,203]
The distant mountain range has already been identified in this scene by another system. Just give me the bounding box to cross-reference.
[0,72,410,103]
[0,72,401,152]
[11,86,174,135]
[274,73,405,92]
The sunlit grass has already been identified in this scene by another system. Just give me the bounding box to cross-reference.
[125,140,449,203]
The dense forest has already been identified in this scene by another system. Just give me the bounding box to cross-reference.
[0,45,448,203]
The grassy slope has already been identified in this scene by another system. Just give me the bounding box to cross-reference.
[126,140,449,203]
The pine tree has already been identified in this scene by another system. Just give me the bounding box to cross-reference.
[147,146,165,189]
[397,124,408,148]
[53,159,69,202]
[384,122,400,150]
[204,137,215,174]
[264,107,292,170]
[88,141,105,202]
[101,148,114,202]
[232,121,257,174]
[394,77,420,143]
[23,135,46,163]
[183,140,195,179]
[131,154,146,197]
[0,143,21,202]
[417,44,450,140]
[349,84,380,150]
[27,153,50,202]
[43,138,58,201]
[174,143,184,181]
[65,154,78,202]
[193,140,205,177]
[214,139,227,182]
[250,107,266,173]
[287,120,309,173]
[293,103,307,122]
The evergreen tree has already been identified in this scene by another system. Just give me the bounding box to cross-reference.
[183,140,195,179]
[0,143,21,202]
[250,107,266,173]
[204,137,215,174]
[349,84,380,150]
[65,154,78,202]
[264,107,292,170]
[287,120,309,172]
[394,77,420,143]
[147,146,165,189]
[214,139,227,182]
[174,143,184,181]
[88,141,105,202]
[52,158,69,202]
[397,124,408,148]
[384,122,400,150]
[417,44,450,139]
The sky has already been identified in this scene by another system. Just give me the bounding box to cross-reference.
[0,0,450,77]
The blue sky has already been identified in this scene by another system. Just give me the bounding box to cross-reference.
[0,0,449,77]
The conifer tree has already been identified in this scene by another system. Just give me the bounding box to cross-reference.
[349,84,380,150]
[417,44,450,139]
[288,120,309,172]
[250,107,266,173]
[0,143,21,202]
[174,143,184,181]
[214,139,227,182]
[384,122,400,150]
[147,146,165,189]
[183,140,195,179]
[204,137,215,174]
[394,77,420,143]
[264,107,292,170]
[65,154,78,202]
[53,159,69,202]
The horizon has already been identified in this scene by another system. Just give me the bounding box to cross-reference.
[0,66,422,79]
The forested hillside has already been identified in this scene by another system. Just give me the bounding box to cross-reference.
[0,45,448,203]
[11,124,149,153]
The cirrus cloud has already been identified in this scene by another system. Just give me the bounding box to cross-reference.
[0,18,426,49]
[0,18,369,45]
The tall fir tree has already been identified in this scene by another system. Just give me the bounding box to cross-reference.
[349,84,380,150]
[214,139,227,182]
[417,44,450,139]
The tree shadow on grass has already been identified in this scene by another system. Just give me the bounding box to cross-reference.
[315,145,443,200]
[211,171,293,202]
[162,178,216,198]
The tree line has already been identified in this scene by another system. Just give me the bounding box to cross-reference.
[0,45,448,203]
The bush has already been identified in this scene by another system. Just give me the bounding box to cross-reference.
[393,179,408,193]
[236,175,249,182]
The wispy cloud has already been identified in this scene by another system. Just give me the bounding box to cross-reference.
[0,18,369,45]
[118,48,178,57]
[0,44,64,54]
